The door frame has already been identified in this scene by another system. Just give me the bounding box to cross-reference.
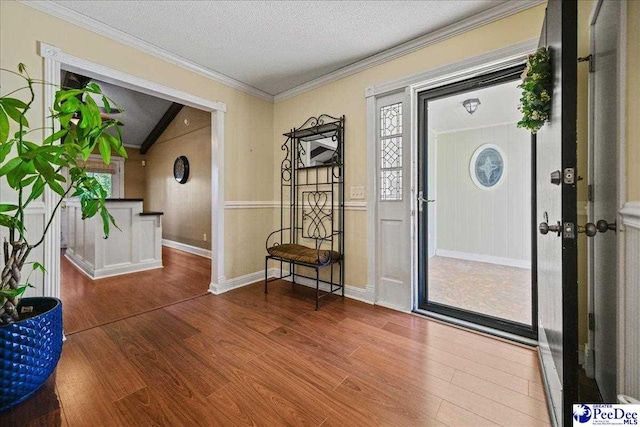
[365,39,539,330]
[38,42,227,300]
[415,65,538,340]
[585,0,628,386]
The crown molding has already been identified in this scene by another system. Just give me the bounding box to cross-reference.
[21,1,274,103]
[273,0,544,102]
[22,0,543,105]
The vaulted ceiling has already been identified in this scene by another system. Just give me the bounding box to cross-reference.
[30,1,541,99]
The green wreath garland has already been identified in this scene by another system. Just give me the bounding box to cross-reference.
[517,47,552,134]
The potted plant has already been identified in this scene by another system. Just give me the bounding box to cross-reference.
[0,64,126,411]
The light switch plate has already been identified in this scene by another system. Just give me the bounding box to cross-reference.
[350,186,365,200]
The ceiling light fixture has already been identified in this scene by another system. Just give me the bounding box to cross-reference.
[462,98,481,115]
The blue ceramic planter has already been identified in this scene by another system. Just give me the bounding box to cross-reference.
[0,297,63,412]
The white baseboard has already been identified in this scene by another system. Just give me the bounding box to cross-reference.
[374,300,411,313]
[435,249,531,269]
[209,270,267,295]
[277,271,374,304]
[209,267,375,304]
[162,239,211,259]
[64,253,163,280]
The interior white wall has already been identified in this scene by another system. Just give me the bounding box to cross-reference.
[434,123,531,267]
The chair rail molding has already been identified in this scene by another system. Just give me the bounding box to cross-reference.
[39,42,226,300]
[224,201,367,211]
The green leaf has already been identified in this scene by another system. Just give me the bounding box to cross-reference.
[59,96,81,114]
[85,83,101,94]
[85,95,102,129]
[2,104,28,127]
[0,97,28,109]
[33,156,55,181]
[0,213,18,229]
[32,262,46,274]
[0,157,22,176]
[0,286,28,299]
[102,96,111,113]
[26,177,45,203]
[55,89,84,104]
[0,108,9,144]
[0,204,18,212]
[20,175,38,188]
[59,113,73,128]
[48,179,66,196]
[43,129,68,146]
[98,135,111,165]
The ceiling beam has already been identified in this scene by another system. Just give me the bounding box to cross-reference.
[140,103,183,154]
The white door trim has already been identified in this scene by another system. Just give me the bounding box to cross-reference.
[585,0,628,389]
[38,42,227,298]
[615,0,627,396]
[365,39,538,312]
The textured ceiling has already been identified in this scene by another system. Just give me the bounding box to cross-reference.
[51,0,509,95]
[428,80,522,134]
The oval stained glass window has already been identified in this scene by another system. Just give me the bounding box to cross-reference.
[470,144,506,189]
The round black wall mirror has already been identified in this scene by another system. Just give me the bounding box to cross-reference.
[173,156,189,184]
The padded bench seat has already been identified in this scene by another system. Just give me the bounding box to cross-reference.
[267,244,341,266]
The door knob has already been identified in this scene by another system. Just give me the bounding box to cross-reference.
[539,221,562,236]
[578,220,616,237]
[539,211,561,236]
[596,219,616,233]
[578,223,597,237]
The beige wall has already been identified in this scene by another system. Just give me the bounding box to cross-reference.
[146,107,211,250]
[627,0,640,201]
[123,147,146,200]
[273,5,546,289]
[0,1,274,279]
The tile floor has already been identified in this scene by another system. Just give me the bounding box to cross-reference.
[428,256,532,325]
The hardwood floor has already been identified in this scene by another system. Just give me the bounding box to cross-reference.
[61,247,211,334]
[5,280,551,426]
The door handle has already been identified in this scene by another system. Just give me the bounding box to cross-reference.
[578,219,616,237]
[417,191,435,204]
[539,221,562,236]
[539,211,561,236]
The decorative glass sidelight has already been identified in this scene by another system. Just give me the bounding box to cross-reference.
[380,102,403,200]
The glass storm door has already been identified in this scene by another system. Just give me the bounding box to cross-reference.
[417,66,537,339]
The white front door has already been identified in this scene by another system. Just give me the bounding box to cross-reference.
[374,90,411,311]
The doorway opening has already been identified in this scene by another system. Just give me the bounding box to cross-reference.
[58,68,214,333]
[39,43,226,335]
[417,65,537,339]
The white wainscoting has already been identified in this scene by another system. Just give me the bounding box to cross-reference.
[620,202,640,399]
[0,203,47,297]
[65,200,163,279]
